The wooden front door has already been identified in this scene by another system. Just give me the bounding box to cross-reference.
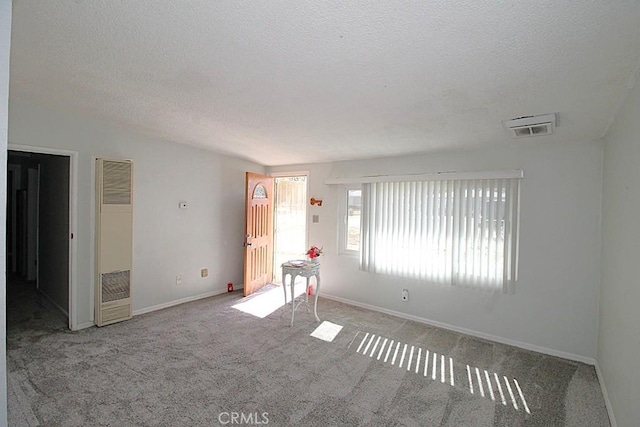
[243,172,274,297]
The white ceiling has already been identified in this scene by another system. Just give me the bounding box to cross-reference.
[9,1,640,166]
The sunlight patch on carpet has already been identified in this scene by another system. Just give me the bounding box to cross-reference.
[232,285,304,318]
[310,321,343,342]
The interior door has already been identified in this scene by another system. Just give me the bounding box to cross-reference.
[244,172,274,297]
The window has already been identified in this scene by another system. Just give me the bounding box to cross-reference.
[359,178,520,293]
[339,187,362,254]
[347,189,362,251]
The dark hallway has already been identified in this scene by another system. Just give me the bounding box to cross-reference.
[6,274,67,343]
[6,150,71,329]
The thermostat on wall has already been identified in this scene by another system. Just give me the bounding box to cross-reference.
[179,202,188,209]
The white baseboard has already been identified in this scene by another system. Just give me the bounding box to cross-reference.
[320,293,597,365]
[72,287,242,329]
[133,288,230,316]
[595,363,617,427]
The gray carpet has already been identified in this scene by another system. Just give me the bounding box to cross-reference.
[7,280,610,426]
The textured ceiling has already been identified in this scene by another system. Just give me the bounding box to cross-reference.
[9,0,640,166]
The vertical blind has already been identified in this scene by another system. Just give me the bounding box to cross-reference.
[360,178,520,293]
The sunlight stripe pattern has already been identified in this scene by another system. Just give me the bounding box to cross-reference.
[352,332,531,414]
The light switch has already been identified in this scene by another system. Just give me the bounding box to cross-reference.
[312,215,319,223]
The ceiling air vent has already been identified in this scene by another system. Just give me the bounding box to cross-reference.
[502,113,557,138]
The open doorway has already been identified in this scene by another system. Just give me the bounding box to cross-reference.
[272,174,308,283]
[6,149,72,331]
[234,173,307,318]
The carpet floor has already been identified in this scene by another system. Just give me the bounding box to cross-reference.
[7,280,610,426]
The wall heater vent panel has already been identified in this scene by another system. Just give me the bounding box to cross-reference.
[102,304,132,324]
[95,159,133,326]
[101,270,131,303]
[102,161,132,205]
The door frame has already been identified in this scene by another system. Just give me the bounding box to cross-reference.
[8,144,79,330]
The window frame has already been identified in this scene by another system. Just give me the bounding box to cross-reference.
[338,185,362,257]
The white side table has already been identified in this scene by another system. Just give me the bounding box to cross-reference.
[281,261,321,327]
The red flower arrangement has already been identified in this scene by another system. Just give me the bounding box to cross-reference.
[306,246,323,259]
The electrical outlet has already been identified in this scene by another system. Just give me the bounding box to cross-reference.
[201,268,208,278]
[176,275,182,286]
[402,289,409,301]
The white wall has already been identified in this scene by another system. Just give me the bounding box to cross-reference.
[599,72,640,427]
[270,140,603,360]
[8,102,264,329]
[0,0,10,424]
